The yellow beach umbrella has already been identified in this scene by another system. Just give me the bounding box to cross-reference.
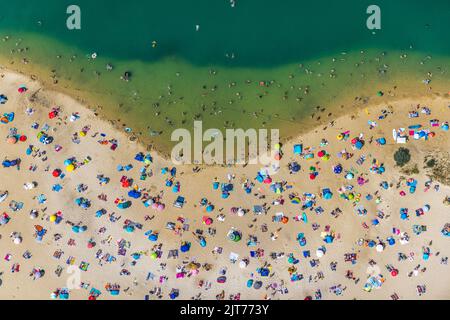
[66,164,75,172]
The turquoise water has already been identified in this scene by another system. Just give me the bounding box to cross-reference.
[0,0,448,154]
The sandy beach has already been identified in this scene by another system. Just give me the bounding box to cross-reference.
[0,69,449,300]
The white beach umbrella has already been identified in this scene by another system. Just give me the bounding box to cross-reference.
[316,249,324,258]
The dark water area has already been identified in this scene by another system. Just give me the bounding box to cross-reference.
[0,0,448,67]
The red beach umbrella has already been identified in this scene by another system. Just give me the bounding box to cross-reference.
[52,169,61,177]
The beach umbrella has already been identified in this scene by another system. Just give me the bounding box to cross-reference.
[274,152,282,161]
[376,244,385,252]
[117,201,132,209]
[66,164,75,172]
[52,169,61,177]
[19,135,27,142]
[324,235,334,243]
[64,159,73,166]
[228,230,242,242]
[157,204,165,212]
[318,151,326,158]
[13,237,22,245]
[206,205,215,212]
[391,269,399,277]
[323,191,333,200]
[290,162,301,173]
[203,216,213,226]
[333,165,343,174]
[217,276,227,284]
[110,290,120,296]
[294,144,302,155]
[254,281,263,289]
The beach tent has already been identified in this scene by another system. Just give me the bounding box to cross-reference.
[6,136,17,144]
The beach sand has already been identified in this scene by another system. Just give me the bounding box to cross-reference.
[0,70,449,300]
